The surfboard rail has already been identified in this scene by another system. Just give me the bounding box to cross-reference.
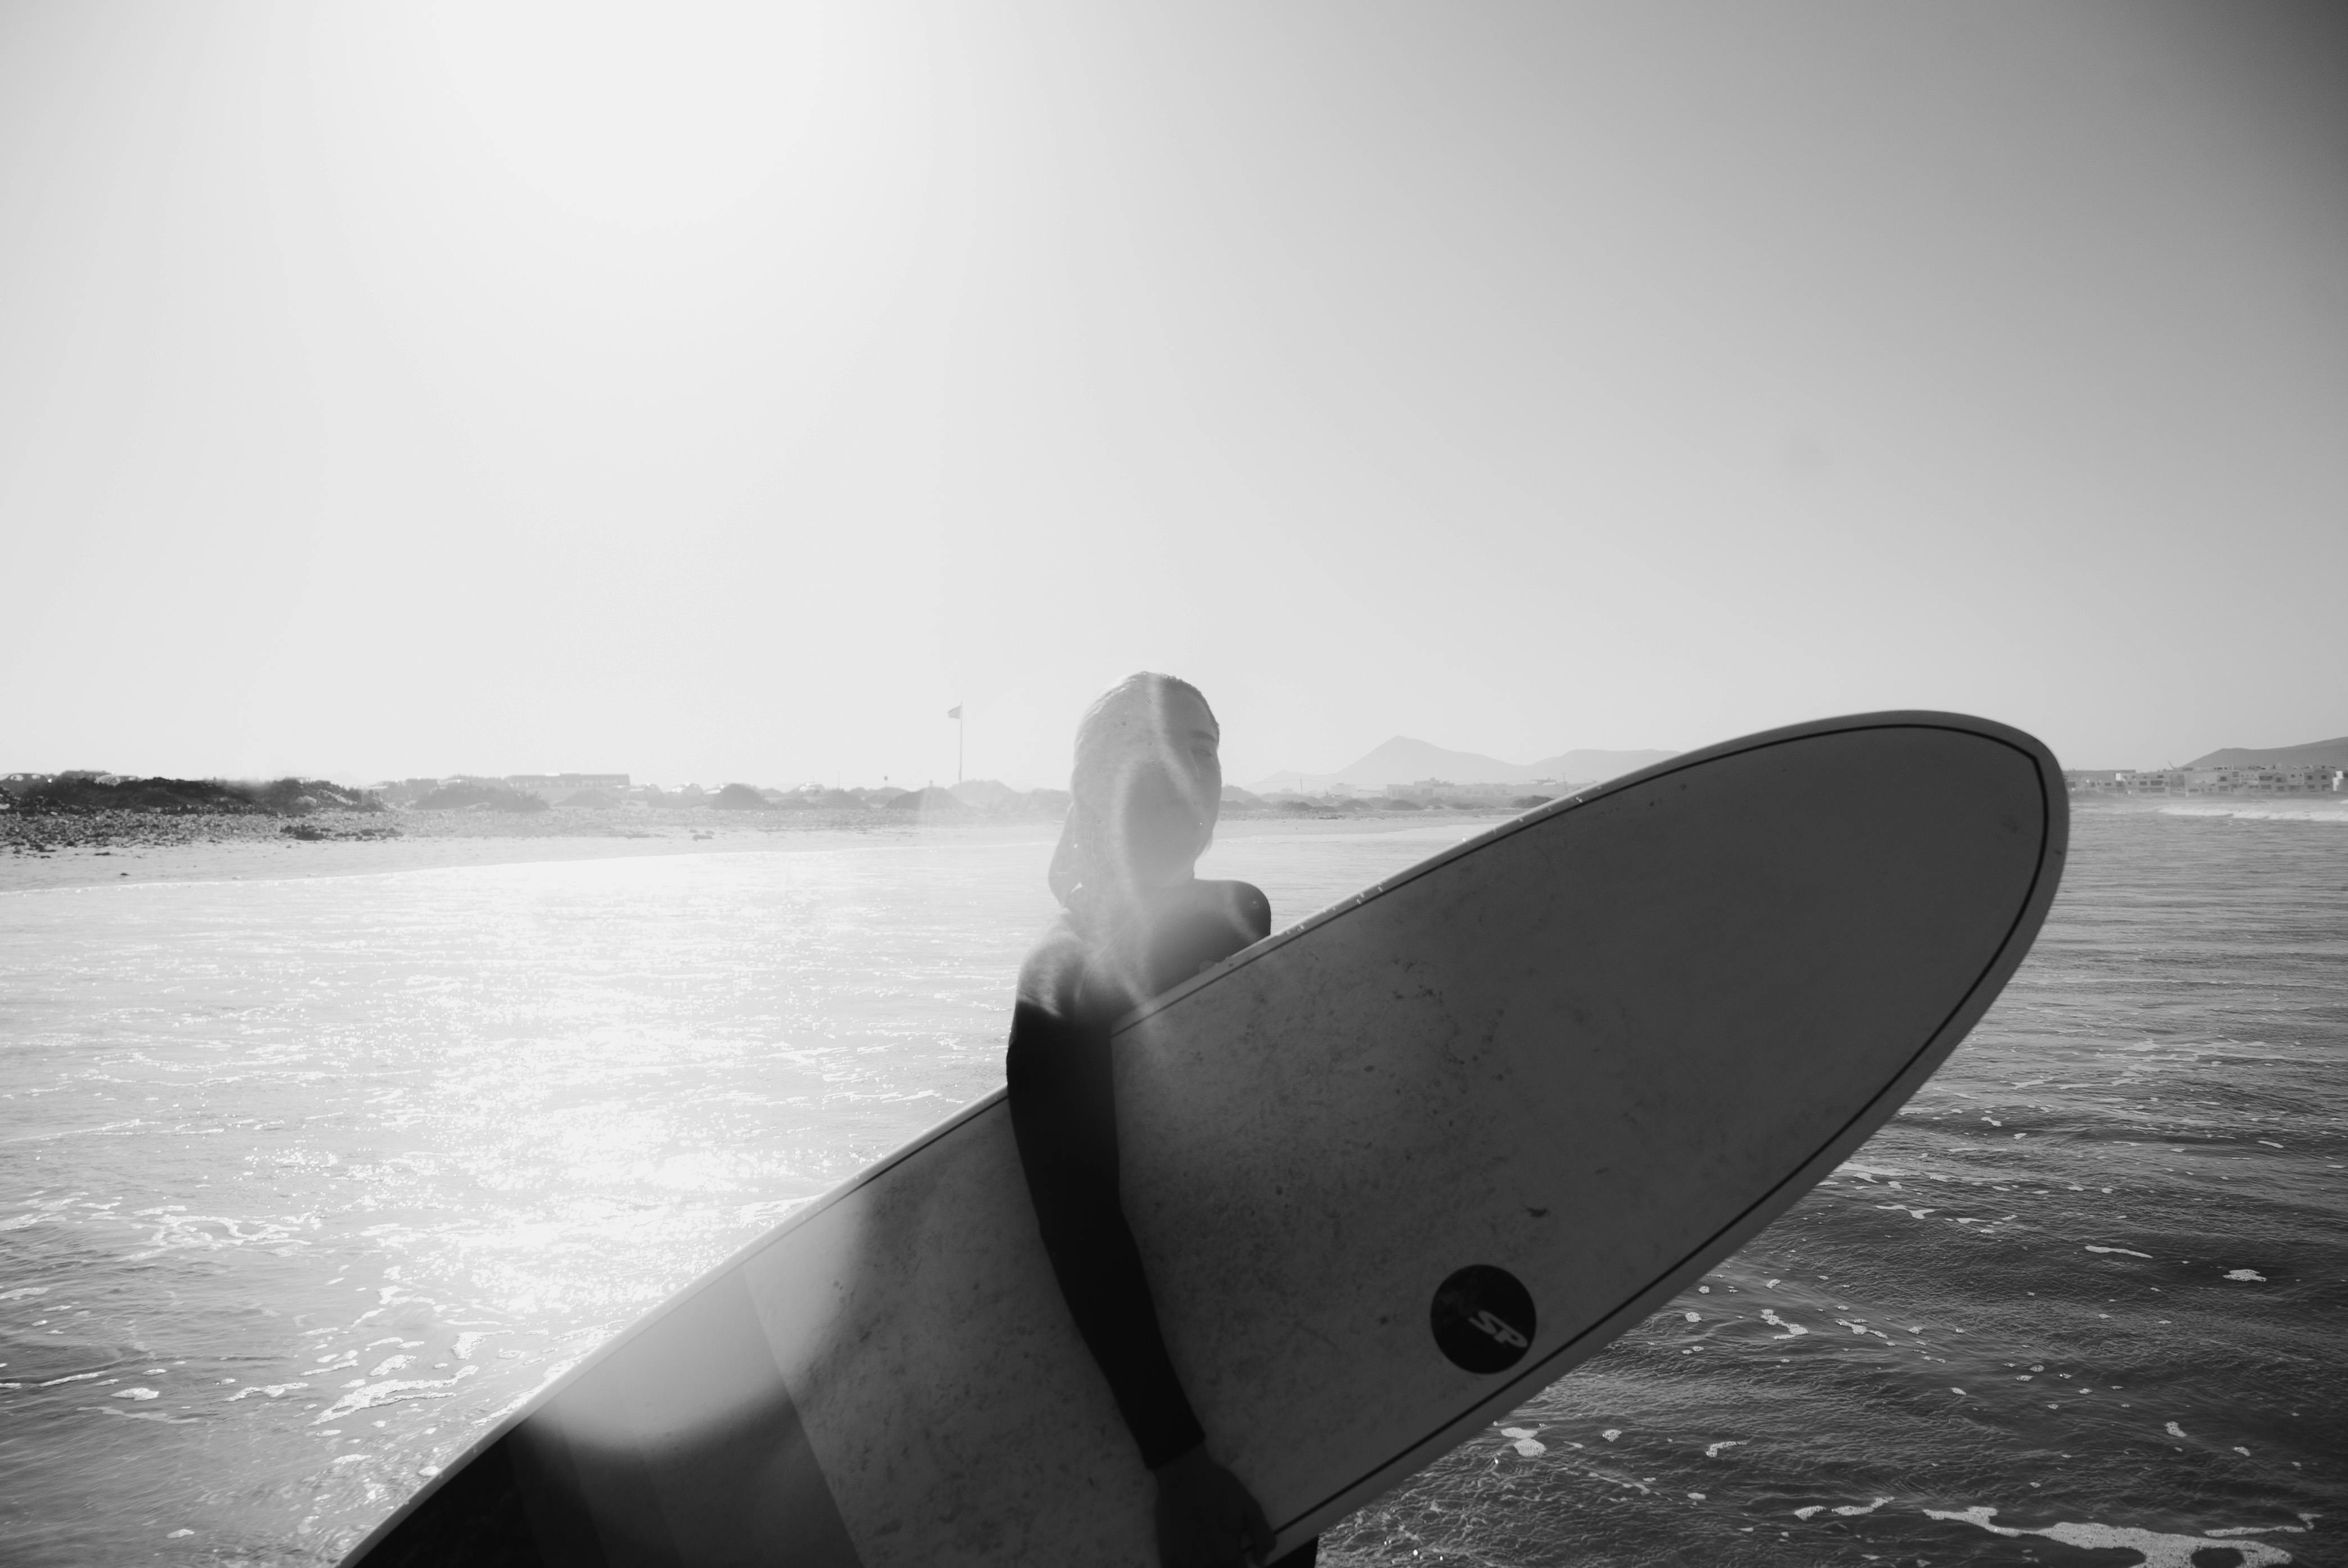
[1197,711,2068,1542]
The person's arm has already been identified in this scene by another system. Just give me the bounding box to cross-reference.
[1005,969,1207,1468]
[1007,893,1282,1566]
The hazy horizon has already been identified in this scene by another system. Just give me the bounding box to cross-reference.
[4,3,2343,787]
[0,728,1677,794]
[13,717,2343,796]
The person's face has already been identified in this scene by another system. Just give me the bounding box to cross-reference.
[1115,690,1221,892]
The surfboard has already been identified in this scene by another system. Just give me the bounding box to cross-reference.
[340,710,2066,1567]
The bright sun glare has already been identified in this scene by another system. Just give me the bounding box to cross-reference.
[429,1,825,227]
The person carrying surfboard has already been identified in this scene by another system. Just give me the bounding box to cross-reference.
[1006,672,1309,1568]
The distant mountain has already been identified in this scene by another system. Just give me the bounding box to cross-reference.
[1525,746,1682,781]
[1254,737,1535,790]
[2182,735,2348,770]
[1251,736,1676,792]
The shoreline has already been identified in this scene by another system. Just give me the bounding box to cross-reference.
[15,792,2344,895]
[0,807,1513,894]
[2070,795,2348,823]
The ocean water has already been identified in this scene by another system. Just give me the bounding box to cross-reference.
[0,812,2340,1566]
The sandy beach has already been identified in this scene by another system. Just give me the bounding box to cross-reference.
[0,805,1513,894]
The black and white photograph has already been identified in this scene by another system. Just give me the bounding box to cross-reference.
[2,4,2343,1565]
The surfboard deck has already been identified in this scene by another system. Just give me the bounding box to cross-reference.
[341,711,2066,1566]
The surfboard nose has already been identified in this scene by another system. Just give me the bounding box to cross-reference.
[1115,713,2063,1540]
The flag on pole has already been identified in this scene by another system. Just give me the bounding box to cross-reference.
[945,706,962,719]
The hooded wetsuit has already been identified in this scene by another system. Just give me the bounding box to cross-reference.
[1006,878,1315,1564]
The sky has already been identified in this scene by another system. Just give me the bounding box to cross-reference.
[2,2,2343,787]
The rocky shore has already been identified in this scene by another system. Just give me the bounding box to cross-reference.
[0,803,948,858]
[0,806,994,894]
[2,808,396,855]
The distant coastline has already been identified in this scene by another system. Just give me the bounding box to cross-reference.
[0,769,1514,894]
[2064,732,2348,798]
[2062,763,2343,800]
[13,720,2342,881]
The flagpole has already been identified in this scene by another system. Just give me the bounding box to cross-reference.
[957,704,965,784]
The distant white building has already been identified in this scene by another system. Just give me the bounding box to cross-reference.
[2182,765,2341,795]
[2067,766,2342,796]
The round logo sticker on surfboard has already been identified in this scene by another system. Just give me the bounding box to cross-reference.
[1429,1265,1536,1373]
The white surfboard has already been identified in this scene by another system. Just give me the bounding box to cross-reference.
[342,711,2066,1566]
